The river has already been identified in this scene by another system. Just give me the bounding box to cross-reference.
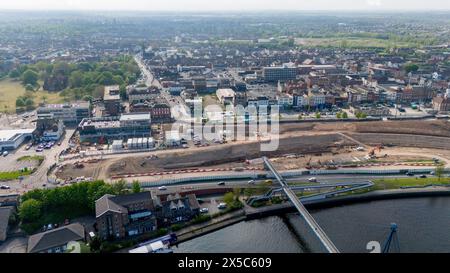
[173,197,450,253]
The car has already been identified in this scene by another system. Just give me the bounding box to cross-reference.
[247,180,255,185]
[2,151,9,157]
[200,208,209,213]
[0,185,11,190]
[25,144,32,150]
[217,203,227,209]
[36,148,44,152]
[158,186,167,191]
[57,142,62,146]
[308,177,318,182]
[406,172,414,176]
[217,181,225,186]
[419,175,427,179]
[430,171,435,175]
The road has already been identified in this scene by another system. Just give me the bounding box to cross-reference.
[147,172,435,195]
[0,129,75,194]
[134,55,191,122]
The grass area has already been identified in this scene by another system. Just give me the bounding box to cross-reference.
[295,37,415,48]
[0,169,33,181]
[17,155,45,165]
[373,177,450,190]
[0,79,64,113]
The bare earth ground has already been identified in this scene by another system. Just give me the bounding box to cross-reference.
[53,119,450,182]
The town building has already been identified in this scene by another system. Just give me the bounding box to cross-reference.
[433,89,450,112]
[95,192,157,240]
[34,118,64,142]
[127,86,161,103]
[153,193,200,227]
[216,88,236,105]
[0,207,13,242]
[27,223,86,253]
[103,85,121,116]
[263,66,297,82]
[130,97,172,123]
[78,113,151,143]
[37,102,90,126]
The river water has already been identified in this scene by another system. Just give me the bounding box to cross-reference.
[173,197,450,253]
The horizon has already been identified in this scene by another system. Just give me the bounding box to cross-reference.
[1,0,450,12]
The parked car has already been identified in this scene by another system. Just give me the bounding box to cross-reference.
[217,203,227,209]
[247,180,255,185]
[308,177,318,182]
[419,175,427,179]
[2,151,8,157]
[406,172,414,176]
[200,208,209,213]
[217,181,225,186]
[0,185,11,190]
[158,186,167,191]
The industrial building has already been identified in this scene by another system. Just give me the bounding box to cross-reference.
[0,129,35,151]
[78,113,151,143]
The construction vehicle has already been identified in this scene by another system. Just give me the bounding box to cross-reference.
[305,157,312,169]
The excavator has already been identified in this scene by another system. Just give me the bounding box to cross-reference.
[368,144,384,158]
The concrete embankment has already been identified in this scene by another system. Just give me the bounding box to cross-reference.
[174,210,246,244]
[245,188,450,219]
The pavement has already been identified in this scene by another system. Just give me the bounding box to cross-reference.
[0,129,75,194]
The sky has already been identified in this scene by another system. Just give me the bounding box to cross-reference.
[0,0,449,12]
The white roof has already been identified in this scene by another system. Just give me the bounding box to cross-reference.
[0,129,34,142]
[119,113,151,121]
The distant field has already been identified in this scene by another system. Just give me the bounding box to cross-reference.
[295,38,413,48]
[0,79,64,113]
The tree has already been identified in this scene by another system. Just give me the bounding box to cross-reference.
[69,70,84,88]
[21,69,39,86]
[16,97,25,107]
[223,192,235,205]
[342,112,348,119]
[315,112,321,119]
[19,199,42,223]
[112,179,128,195]
[9,69,20,78]
[336,112,342,119]
[404,63,419,73]
[435,165,444,181]
[131,181,141,193]
[90,236,102,252]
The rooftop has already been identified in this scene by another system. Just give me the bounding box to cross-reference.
[27,223,85,253]
[0,129,35,142]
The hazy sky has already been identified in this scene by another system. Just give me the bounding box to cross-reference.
[0,0,449,11]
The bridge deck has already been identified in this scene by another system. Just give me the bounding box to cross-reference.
[262,157,340,253]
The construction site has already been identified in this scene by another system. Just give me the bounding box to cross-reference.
[53,119,450,183]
